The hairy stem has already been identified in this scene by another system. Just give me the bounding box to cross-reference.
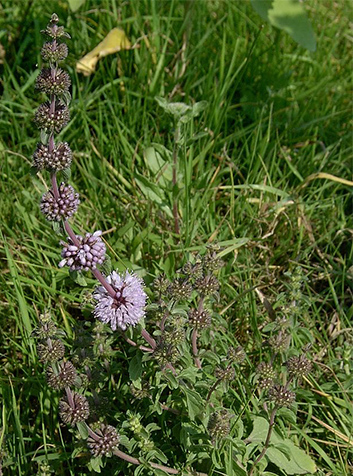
[191,328,201,369]
[120,332,153,352]
[206,376,223,402]
[140,328,157,349]
[112,447,207,476]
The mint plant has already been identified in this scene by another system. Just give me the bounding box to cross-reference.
[30,13,317,476]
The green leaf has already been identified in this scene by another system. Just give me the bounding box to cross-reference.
[277,407,297,425]
[191,100,208,116]
[154,96,169,111]
[40,130,49,143]
[129,352,143,381]
[100,255,112,276]
[155,96,191,118]
[182,388,204,420]
[61,167,71,182]
[248,417,316,474]
[248,416,270,443]
[76,421,89,439]
[155,97,207,122]
[144,146,172,186]
[51,220,64,236]
[151,469,169,476]
[267,444,316,474]
[251,0,316,52]
[119,435,133,451]
[69,270,87,287]
[135,174,173,218]
[89,456,103,473]
[282,439,317,474]
[67,0,86,12]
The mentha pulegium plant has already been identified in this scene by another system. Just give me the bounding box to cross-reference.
[33,13,154,349]
[31,14,315,476]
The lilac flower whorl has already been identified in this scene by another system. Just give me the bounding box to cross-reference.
[93,270,147,331]
[34,101,70,133]
[32,142,72,171]
[40,182,79,221]
[59,231,106,271]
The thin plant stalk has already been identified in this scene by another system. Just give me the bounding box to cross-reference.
[172,124,180,235]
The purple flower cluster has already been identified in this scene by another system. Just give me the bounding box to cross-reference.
[34,101,70,133]
[93,271,147,331]
[41,41,68,63]
[40,182,79,221]
[59,231,106,271]
[32,142,72,171]
[36,67,71,96]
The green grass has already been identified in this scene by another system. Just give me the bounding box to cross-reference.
[0,0,352,475]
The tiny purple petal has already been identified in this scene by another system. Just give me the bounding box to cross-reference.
[59,231,106,271]
[93,270,147,331]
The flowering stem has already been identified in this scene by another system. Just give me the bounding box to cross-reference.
[206,376,222,402]
[140,328,156,349]
[112,448,208,476]
[121,333,153,352]
[91,268,116,298]
[165,362,177,375]
[159,310,169,332]
[51,172,60,200]
[62,220,80,246]
[191,328,201,369]
[249,407,277,476]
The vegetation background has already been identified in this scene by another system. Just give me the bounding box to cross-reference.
[0,0,352,475]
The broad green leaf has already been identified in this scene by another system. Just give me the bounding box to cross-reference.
[119,435,133,451]
[89,456,103,473]
[155,97,207,123]
[182,388,204,420]
[76,421,89,439]
[251,0,316,52]
[267,444,316,474]
[135,174,173,218]
[282,439,317,473]
[68,0,86,12]
[248,416,270,443]
[144,146,173,186]
[129,352,143,381]
[277,407,297,425]
[191,100,208,116]
[268,0,316,51]
[251,0,272,21]
[248,417,316,474]
[155,96,191,118]
[135,174,164,204]
[69,270,87,287]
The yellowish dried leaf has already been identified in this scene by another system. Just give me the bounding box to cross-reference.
[76,28,131,76]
